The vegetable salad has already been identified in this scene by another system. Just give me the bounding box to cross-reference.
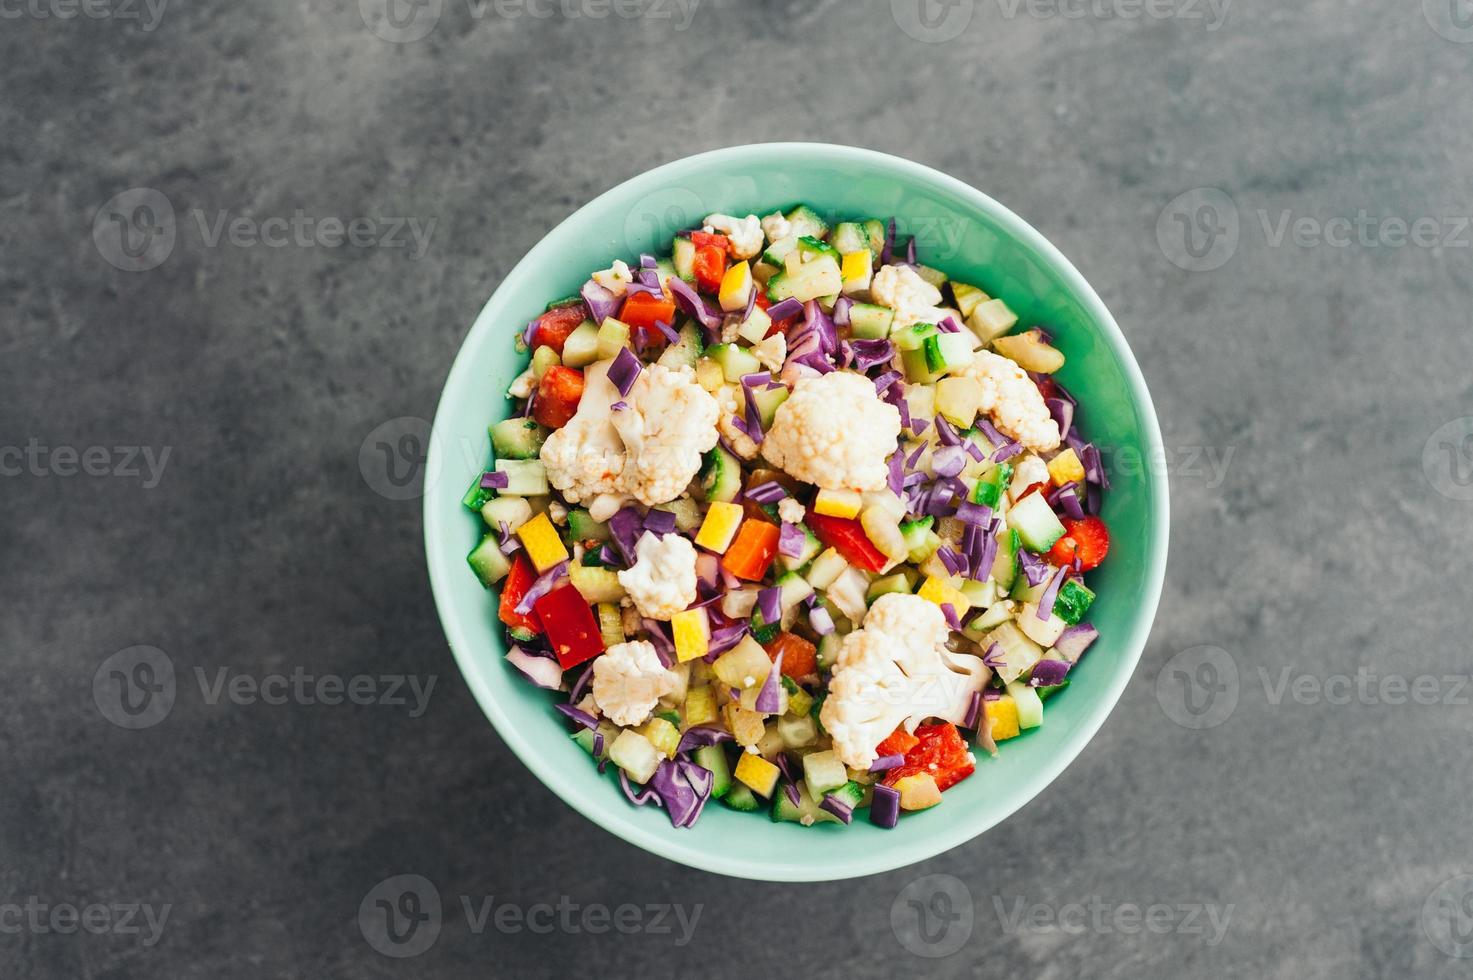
[464,204,1111,829]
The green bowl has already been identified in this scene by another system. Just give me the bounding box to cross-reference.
[425,143,1168,882]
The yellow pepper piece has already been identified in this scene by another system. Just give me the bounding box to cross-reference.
[840,250,870,282]
[694,501,745,553]
[515,512,568,572]
[813,488,863,519]
[671,607,710,663]
[917,575,972,618]
[718,261,753,312]
[684,685,717,728]
[985,695,1021,741]
[640,717,680,759]
[1047,447,1086,487]
[733,751,781,798]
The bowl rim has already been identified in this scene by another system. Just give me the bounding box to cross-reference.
[424,141,1169,882]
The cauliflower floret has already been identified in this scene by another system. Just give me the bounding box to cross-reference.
[591,640,679,727]
[751,333,786,373]
[703,213,764,260]
[541,360,721,518]
[761,211,792,247]
[777,497,805,525]
[716,386,762,461]
[956,350,1061,452]
[762,372,901,492]
[617,531,699,621]
[591,259,634,298]
[870,264,948,328]
[819,594,990,769]
[508,367,537,399]
[1008,455,1049,501]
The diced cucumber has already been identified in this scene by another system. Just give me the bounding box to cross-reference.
[494,459,549,496]
[828,779,864,809]
[655,258,677,287]
[900,346,941,384]
[985,620,1045,684]
[750,384,789,427]
[1039,679,1070,700]
[1054,579,1095,626]
[802,749,848,799]
[546,295,582,311]
[973,462,1014,509]
[806,548,848,590]
[490,418,548,460]
[608,730,662,784]
[673,237,696,281]
[893,321,939,352]
[784,204,829,240]
[530,344,560,380]
[1006,680,1044,729]
[951,281,989,319]
[960,577,996,607]
[992,527,1020,590]
[830,222,871,258]
[778,523,821,572]
[922,332,976,375]
[481,494,532,531]
[862,219,886,257]
[657,322,704,371]
[566,507,609,543]
[796,235,840,262]
[816,633,842,671]
[767,254,842,304]
[693,743,732,800]
[467,534,511,586]
[914,264,949,289]
[968,298,1018,343]
[750,612,780,645]
[970,599,1015,633]
[776,571,814,611]
[722,781,761,812]
[1007,492,1067,553]
[736,308,773,346]
[866,572,913,603]
[657,497,703,534]
[709,343,763,382]
[848,302,896,340]
[569,563,624,604]
[777,711,818,749]
[595,317,631,360]
[762,234,799,268]
[463,474,493,511]
[560,321,601,368]
[771,780,841,825]
[700,445,742,503]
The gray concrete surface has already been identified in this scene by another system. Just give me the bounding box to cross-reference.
[4,0,1472,976]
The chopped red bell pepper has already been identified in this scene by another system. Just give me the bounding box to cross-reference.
[763,631,817,680]
[805,509,890,573]
[533,365,585,429]
[498,554,543,634]
[530,302,588,354]
[875,725,920,758]
[619,291,677,333]
[533,584,605,670]
[882,722,975,792]
[690,234,728,295]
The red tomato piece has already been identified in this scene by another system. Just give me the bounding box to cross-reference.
[619,291,676,332]
[805,510,890,573]
[875,726,920,758]
[1047,515,1110,572]
[691,244,727,294]
[533,365,585,429]
[763,632,817,680]
[531,303,588,354]
[690,231,729,253]
[498,554,543,635]
[533,584,605,670]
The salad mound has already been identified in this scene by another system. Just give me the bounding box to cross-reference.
[464,205,1111,829]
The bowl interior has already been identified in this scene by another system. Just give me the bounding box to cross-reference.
[425,143,1167,882]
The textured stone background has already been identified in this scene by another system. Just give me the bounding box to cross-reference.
[4,0,1472,976]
